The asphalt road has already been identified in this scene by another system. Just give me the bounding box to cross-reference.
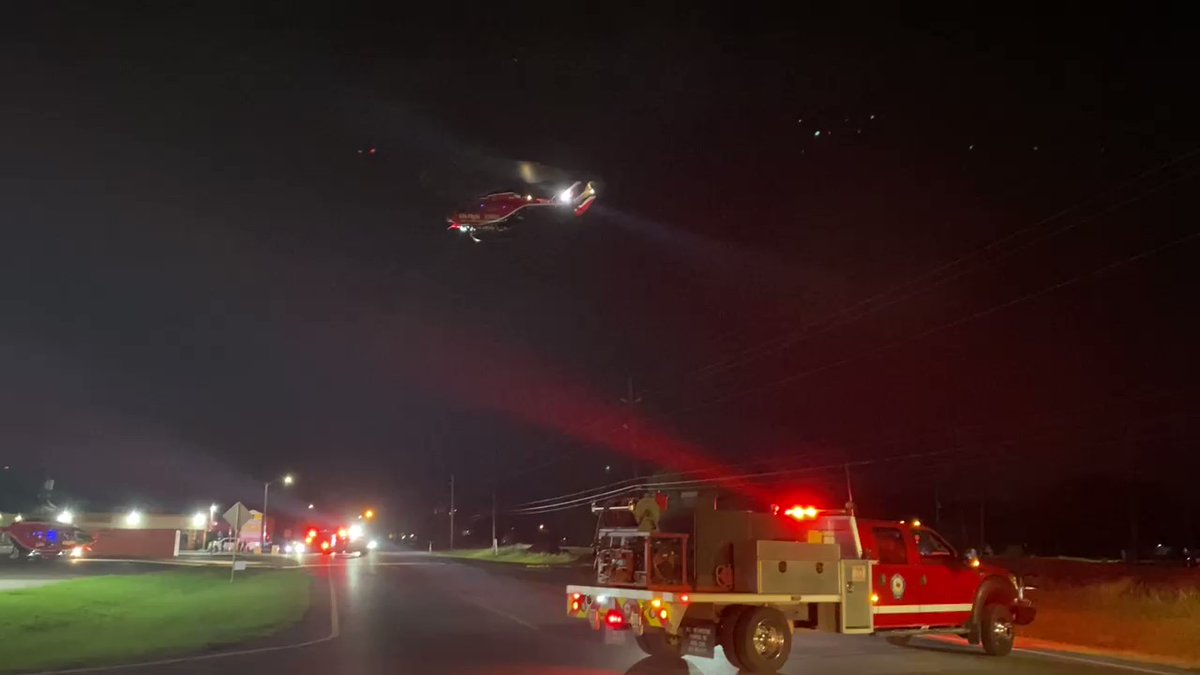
[21,552,1193,675]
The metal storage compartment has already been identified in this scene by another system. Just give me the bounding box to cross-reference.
[733,540,842,594]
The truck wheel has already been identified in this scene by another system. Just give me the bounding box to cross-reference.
[980,604,1015,656]
[718,606,748,670]
[634,630,682,658]
[733,606,791,673]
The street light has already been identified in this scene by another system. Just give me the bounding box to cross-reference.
[307,503,315,510]
[262,474,294,552]
[125,510,143,527]
[190,512,207,529]
[56,510,74,525]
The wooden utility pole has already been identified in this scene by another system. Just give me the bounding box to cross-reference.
[621,376,642,477]
[449,474,455,551]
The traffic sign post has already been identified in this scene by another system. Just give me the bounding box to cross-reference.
[223,502,251,582]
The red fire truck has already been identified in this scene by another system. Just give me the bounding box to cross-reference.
[0,521,94,561]
[565,499,1034,673]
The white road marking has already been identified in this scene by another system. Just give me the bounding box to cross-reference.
[27,566,341,674]
[1015,647,1186,675]
[925,635,1186,674]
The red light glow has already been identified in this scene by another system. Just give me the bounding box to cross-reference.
[605,610,625,626]
[783,505,819,521]
[658,608,669,621]
[680,594,690,603]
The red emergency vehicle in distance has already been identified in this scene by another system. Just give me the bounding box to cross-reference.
[298,523,371,556]
[0,520,94,561]
[301,527,347,554]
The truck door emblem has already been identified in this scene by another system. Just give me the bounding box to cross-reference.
[890,573,906,600]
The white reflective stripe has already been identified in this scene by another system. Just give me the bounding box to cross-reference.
[873,603,973,614]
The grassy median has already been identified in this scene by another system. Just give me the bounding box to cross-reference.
[437,544,583,566]
[0,568,311,672]
[1021,578,1200,665]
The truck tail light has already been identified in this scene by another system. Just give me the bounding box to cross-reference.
[657,608,669,621]
[870,593,879,604]
[571,599,581,611]
[680,594,689,604]
[605,609,625,627]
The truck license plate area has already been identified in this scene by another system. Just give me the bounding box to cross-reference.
[682,620,716,658]
[604,627,628,644]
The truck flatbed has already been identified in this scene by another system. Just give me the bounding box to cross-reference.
[567,585,842,605]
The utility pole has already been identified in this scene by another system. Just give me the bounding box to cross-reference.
[979,497,986,553]
[843,463,856,513]
[491,487,498,554]
[491,444,498,554]
[449,474,455,551]
[621,375,642,477]
[934,484,942,530]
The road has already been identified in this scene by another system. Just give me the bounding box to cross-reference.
[20,552,1191,675]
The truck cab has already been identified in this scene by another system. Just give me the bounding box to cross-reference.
[855,518,1034,647]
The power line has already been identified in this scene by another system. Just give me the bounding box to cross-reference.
[508,421,1200,516]
[676,163,1200,386]
[664,228,1200,414]
[640,147,1200,398]
[509,384,1192,512]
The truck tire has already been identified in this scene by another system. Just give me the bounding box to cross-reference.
[980,604,1015,656]
[733,606,791,673]
[634,629,682,658]
[718,605,748,670]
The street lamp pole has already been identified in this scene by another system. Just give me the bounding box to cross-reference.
[261,481,270,552]
[261,474,293,552]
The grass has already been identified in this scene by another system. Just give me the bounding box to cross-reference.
[1020,578,1200,664]
[436,544,583,566]
[0,568,312,672]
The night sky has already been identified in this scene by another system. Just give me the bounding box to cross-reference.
[2,5,1196,553]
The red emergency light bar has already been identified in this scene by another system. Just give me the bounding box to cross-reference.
[773,504,819,521]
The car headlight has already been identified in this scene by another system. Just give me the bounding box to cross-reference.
[367,539,378,550]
